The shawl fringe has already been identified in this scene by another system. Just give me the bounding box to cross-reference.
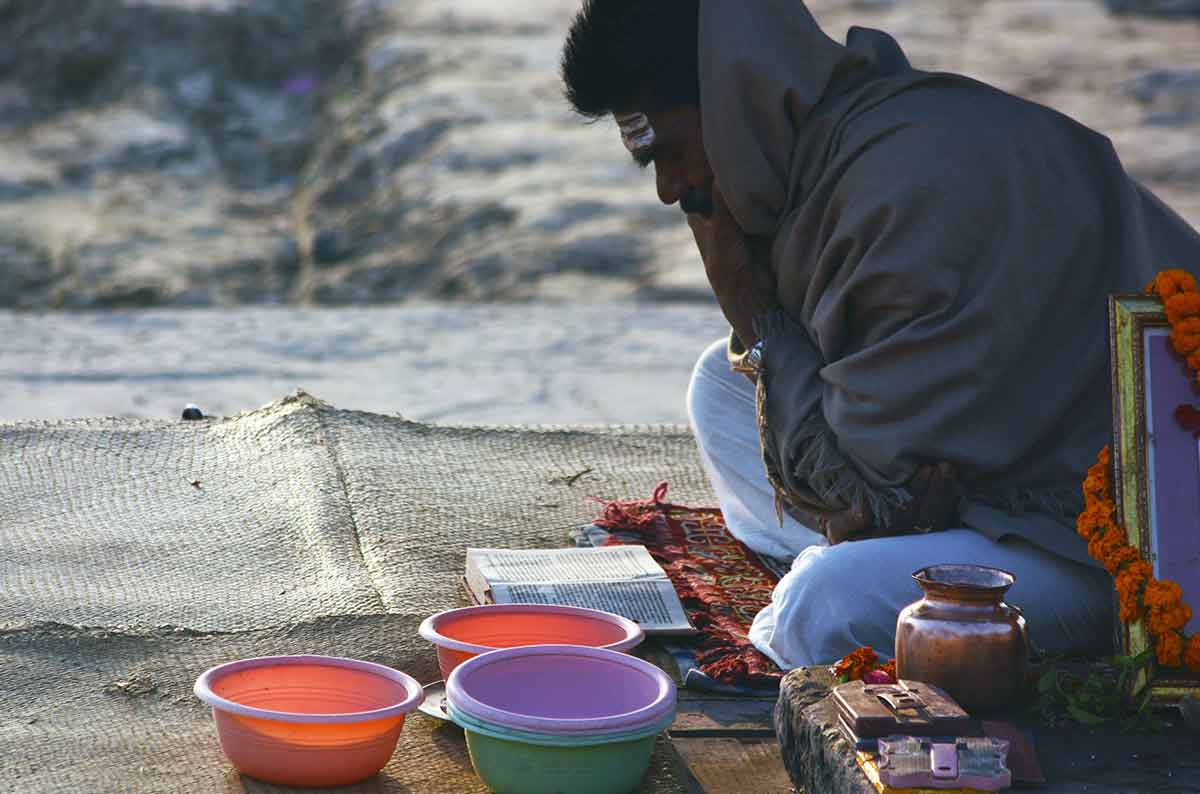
[970,485,1084,523]
[754,309,911,528]
[786,412,911,528]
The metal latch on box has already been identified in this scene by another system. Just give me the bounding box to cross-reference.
[877,736,1012,791]
[866,684,933,727]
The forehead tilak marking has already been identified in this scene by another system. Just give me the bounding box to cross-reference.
[615,112,656,154]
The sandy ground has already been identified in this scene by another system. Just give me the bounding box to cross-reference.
[0,0,1196,309]
[0,304,729,424]
[2,0,1198,423]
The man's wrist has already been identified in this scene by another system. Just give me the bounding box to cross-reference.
[731,338,764,375]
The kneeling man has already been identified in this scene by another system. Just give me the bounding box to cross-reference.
[561,0,1200,666]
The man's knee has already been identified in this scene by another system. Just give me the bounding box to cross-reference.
[689,338,734,390]
[686,337,740,428]
[777,542,912,661]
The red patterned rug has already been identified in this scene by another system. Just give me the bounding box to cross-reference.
[590,482,783,688]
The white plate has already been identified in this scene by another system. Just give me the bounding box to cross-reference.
[418,680,452,721]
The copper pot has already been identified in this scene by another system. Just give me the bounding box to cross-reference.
[895,564,1028,713]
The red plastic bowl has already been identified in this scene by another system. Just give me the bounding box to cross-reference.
[193,655,423,788]
[418,604,645,679]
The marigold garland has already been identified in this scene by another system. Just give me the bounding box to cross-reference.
[1076,268,1200,673]
[833,646,897,683]
[1148,269,1200,385]
[836,272,1200,679]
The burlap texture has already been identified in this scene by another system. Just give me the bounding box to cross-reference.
[1,392,712,793]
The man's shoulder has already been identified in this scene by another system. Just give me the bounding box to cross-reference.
[829,73,1116,183]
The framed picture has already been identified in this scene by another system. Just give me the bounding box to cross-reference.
[1110,295,1200,703]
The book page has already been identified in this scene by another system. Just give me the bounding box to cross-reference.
[467,546,667,585]
[490,580,693,634]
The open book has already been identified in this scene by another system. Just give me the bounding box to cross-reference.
[463,546,695,635]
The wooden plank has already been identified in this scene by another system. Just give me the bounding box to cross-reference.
[671,698,777,737]
[672,736,794,794]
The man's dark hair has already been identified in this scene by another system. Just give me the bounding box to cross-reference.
[561,0,700,118]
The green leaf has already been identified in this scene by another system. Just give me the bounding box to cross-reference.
[1037,670,1058,694]
[1067,704,1108,725]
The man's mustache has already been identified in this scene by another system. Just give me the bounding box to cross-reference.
[680,189,714,217]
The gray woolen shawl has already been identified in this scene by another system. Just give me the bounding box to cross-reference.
[698,0,1200,566]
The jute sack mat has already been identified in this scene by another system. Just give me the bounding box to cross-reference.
[1,392,714,793]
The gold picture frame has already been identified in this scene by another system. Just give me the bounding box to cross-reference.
[1109,295,1200,703]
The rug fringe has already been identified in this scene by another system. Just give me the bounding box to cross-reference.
[589,481,670,530]
[590,487,783,687]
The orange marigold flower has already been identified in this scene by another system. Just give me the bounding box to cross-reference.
[1119,559,1152,586]
[1170,318,1200,357]
[1174,336,1200,358]
[1119,589,1143,623]
[1189,351,1200,372]
[1165,292,1200,325]
[1152,269,1199,300]
[882,658,897,679]
[834,646,879,681]
[1082,471,1109,504]
[1175,316,1200,335]
[1148,603,1193,636]
[1076,503,1113,540]
[1102,543,1140,576]
[1173,337,1200,358]
[1173,269,1199,292]
[1144,579,1184,610]
[1115,561,1152,622]
[1186,635,1200,673]
[1082,451,1112,502]
[1088,528,1122,564]
[1157,631,1184,668]
[1150,274,1177,299]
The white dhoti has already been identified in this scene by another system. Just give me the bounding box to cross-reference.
[686,338,1115,668]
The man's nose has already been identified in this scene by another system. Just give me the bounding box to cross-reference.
[656,167,686,207]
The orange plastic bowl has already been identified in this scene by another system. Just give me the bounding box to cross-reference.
[193,655,424,788]
[418,604,645,679]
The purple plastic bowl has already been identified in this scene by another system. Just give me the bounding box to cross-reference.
[445,644,676,736]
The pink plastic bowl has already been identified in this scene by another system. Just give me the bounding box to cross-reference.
[418,604,645,679]
[193,655,424,788]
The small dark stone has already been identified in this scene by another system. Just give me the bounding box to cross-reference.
[312,228,354,265]
[181,405,204,421]
[1125,68,1200,125]
[0,233,54,307]
[378,118,456,171]
[1104,0,1200,15]
[90,283,164,309]
[55,47,116,99]
[315,155,377,208]
[273,238,302,275]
